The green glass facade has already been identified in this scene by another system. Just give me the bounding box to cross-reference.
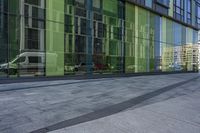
[0,0,199,78]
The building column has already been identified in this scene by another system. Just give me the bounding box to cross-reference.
[86,0,93,75]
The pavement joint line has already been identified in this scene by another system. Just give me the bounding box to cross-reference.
[30,76,199,133]
[0,78,115,93]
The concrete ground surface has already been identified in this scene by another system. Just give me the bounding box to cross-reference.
[0,73,199,133]
[51,77,200,133]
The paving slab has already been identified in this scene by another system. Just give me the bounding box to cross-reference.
[51,79,200,133]
[0,73,199,133]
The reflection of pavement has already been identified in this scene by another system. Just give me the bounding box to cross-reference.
[0,73,199,133]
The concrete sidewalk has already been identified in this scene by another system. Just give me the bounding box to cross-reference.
[51,81,200,133]
[0,73,199,133]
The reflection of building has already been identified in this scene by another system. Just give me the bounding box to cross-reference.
[198,31,200,42]
[0,0,200,78]
[0,0,7,63]
[162,44,199,71]
[20,0,45,52]
[192,44,199,71]
[198,41,200,70]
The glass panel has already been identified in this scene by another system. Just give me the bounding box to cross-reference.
[64,0,75,75]
[161,18,174,72]
[136,7,148,72]
[8,0,20,77]
[46,0,65,76]
[149,13,155,72]
[25,0,41,6]
[93,0,101,9]
[125,3,135,73]
[145,0,152,8]
[101,0,123,73]
[0,4,8,77]
[1,0,199,79]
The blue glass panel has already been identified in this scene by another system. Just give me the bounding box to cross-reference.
[145,0,152,8]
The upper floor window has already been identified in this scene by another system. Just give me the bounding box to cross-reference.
[145,0,152,8]
[24,0,44,8]
[75,0,85,8]
[65,0,75,5]
[25,0,41,6]
[187,0,192,24]
[93,0,101,9]
[156,0,170,7]
[24,4,45,29]
[187,0,191,12]
[175,0,181,7]
[196,4,200,27]
[131,0,145,6]
[25,28,40,50]
[174,0,184,21]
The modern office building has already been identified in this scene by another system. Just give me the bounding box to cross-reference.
[0,0,199,78]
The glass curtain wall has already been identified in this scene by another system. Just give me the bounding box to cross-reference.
[65,0,93,75]
[8,0,20,77]
[149,13,156,72]
[161,17,174,72]
[0,0,46,78]
[0,0,8,77]
[136,7,148,72]
[46,0,64,76]
[0,0,199,78]
[64,0,75,75]
[125,3,135,73]
[22,0,45,77]
[65,0,124,75]
[124,2,198,73]
[125,4,156,73]
[100,0,124,73]
[0,0,20,77]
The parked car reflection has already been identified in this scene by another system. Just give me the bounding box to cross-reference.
[0,52,57,76]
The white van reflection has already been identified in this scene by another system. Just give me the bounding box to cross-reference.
[0,52,57,76]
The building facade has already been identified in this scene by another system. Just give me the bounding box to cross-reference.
[0,0,199,78]
[198,31,200,41]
